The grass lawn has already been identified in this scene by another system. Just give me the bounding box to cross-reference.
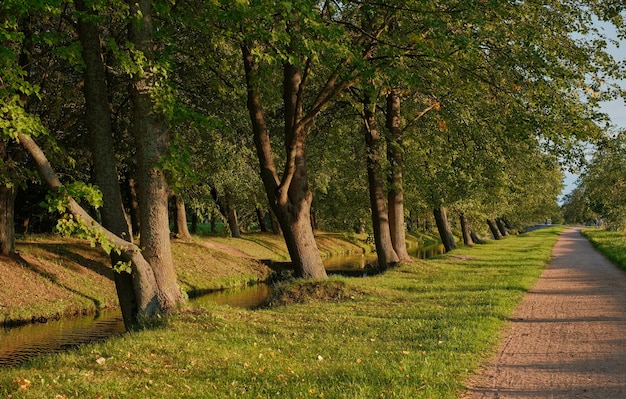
[581,228,626,270]
[0,226,564,398]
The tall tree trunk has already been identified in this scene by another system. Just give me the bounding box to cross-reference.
[434,207,457,252]
[0,185,16,256]
[363,94,400,268]
[385,89,411,262]
[496,218,509,237]
[224,193,241,238]
[126,176,140,235]
[19,133,161,316]
[210,213,219,234]
[173,195,192,240]
[459,211,474,246]
[211,188,241,238]
[0,140,17,256]
[256,207,268,232]
[241,43,326,279]
[129,0,184,311]
[269,209,281,235]
[487,218,502,240]
[190,211,198,234]
[470,230,485,244]
[76,0,137,327]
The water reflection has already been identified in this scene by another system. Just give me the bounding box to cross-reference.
[191,284,270,309]
[411,244,445,259]
[0,310,124,367]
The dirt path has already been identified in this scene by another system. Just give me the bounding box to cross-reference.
[462,227,626,398]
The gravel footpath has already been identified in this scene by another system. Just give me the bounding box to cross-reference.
[462,227,626,398]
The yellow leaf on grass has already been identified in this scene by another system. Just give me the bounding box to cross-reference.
[14,377,31,391]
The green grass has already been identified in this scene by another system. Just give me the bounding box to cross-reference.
[581,228,626,269]
[0,227,564,398]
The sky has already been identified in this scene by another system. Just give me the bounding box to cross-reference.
[559,19,626,201]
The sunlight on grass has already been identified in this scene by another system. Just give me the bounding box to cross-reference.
[581,228,626,270]
[0,227,565,398]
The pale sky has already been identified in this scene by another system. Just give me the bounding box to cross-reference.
[560,18,626,201]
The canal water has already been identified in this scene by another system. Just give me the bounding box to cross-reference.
[0,244,444,367]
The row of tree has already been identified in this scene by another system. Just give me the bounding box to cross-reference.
[562,129,626,230]
[2,1,624,328]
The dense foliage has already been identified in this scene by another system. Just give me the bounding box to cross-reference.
[1,1,624,296]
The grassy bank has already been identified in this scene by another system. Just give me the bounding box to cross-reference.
[0,232,370,325]
[581,228,626,269]
[0,226,564,398]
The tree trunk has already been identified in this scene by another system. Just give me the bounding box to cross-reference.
[211,188,241,238]
[487,218,503,240]
[0,185,16,256]
[129,0,184,311]
[310,207,318,232]
[224,193,241,238]
[385,89,411,262]
[459,212,474,246]
[363,94,400,269]
[269,210,281,235]
[126,176,140,235]
[18,133,161,317]
[173,195,192,240]
[76,0,138,328]
[434,207,457,252]
[496,218,509,237]
[241,43,326,279]
[470,230,485,244]
[256,207,268,232]
[210,213,218,234]
[190,211,198,234]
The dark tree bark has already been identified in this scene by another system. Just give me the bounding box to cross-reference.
[269,209,281,235]
[211,188,241,238]
[224,193,241,238]
[129,0,184,311]
[190,211,198,234]
[126,176,140,236]
[434,207,457,252]
[173,195,192,240]
[496,218,509,237]
[0,185,16,256]
[76,0,137,327]
[459,211,474,246]
[19,133,161,317]
[241,43,327,278]
[363,94,400,268]
[470,230,485,244]
[256,207,268,232]
[0,140,17,256]
[385,89,411,262]
[487,218,503,240]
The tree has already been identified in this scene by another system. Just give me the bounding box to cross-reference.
[75,0,138,328]
[233,2,363,278]
[580,130,626,230]
[362,91,400,267]
[128,0,184,310]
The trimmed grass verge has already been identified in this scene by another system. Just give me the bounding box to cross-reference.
[0,226,564,398]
